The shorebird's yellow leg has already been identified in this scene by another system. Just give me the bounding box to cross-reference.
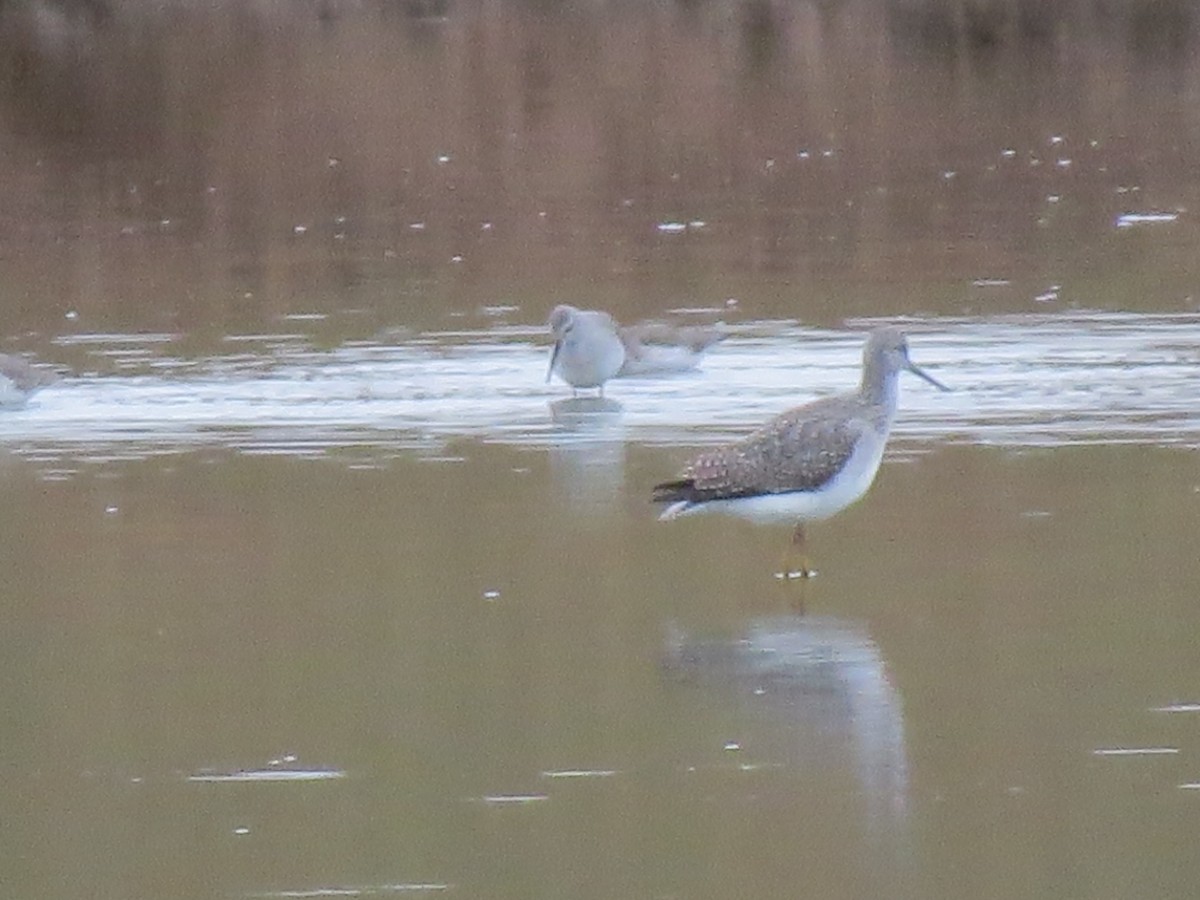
[779,523,814,580]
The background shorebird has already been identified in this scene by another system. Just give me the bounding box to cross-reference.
[652,326,949,577]
[0,353,60,408]
[546,304,725,394]
[617,320,726,377]
[546,305,626,396]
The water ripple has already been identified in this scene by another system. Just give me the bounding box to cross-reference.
[0,311,1193,464]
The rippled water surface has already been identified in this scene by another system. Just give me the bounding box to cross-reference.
[5,311,1200,468]
[3,2,1200,900]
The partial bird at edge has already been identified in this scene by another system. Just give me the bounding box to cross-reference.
[0,353,61,408]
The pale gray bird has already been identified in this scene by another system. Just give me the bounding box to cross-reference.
[547,304,725,394]
[0,353,60,408]
[616,320,726,377]
[546,304,626,396]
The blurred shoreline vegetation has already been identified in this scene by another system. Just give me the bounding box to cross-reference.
[1,0,1194,51]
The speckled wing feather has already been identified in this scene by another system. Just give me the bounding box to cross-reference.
[653,396,872,504]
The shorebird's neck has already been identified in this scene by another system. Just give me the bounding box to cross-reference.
[859,357,900,421]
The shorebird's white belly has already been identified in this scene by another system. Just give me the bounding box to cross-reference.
[555,332,625,389]
[664,430,888,525]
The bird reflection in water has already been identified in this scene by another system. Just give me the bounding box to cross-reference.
[547,396,626,515]
[662,614,909,835]
[548,396,624,427]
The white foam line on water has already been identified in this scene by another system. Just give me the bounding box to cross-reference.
[540,769,620,779]
[53,332,179,346]
[5,311,1200,463]
[188,769,346,783]
[478,794,548,805]
[1092,747,1179,757]
[247,886,451,898]
[377,888,449,895]
[1115,212,1179,228]
[1153,703,1200,713]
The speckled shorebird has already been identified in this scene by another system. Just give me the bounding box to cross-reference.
[0,353,59,408]
[652,327,949,577]
[546,305,626,396]
[617,320,725,377]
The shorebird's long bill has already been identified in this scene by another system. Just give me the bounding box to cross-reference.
[546,341,562,384]
[907,361,950,392]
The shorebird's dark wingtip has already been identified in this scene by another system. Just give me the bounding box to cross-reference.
[651,479,695,505]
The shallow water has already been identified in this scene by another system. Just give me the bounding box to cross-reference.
[2,2,1200,899]
[3,310,1199,469]
[4,442,1200,900]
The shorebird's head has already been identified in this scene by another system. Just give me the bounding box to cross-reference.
[864,327,949,392]
[546,304,581,382]
[547,304,580,339]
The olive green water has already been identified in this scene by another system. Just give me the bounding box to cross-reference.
[1,2,1200,899]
